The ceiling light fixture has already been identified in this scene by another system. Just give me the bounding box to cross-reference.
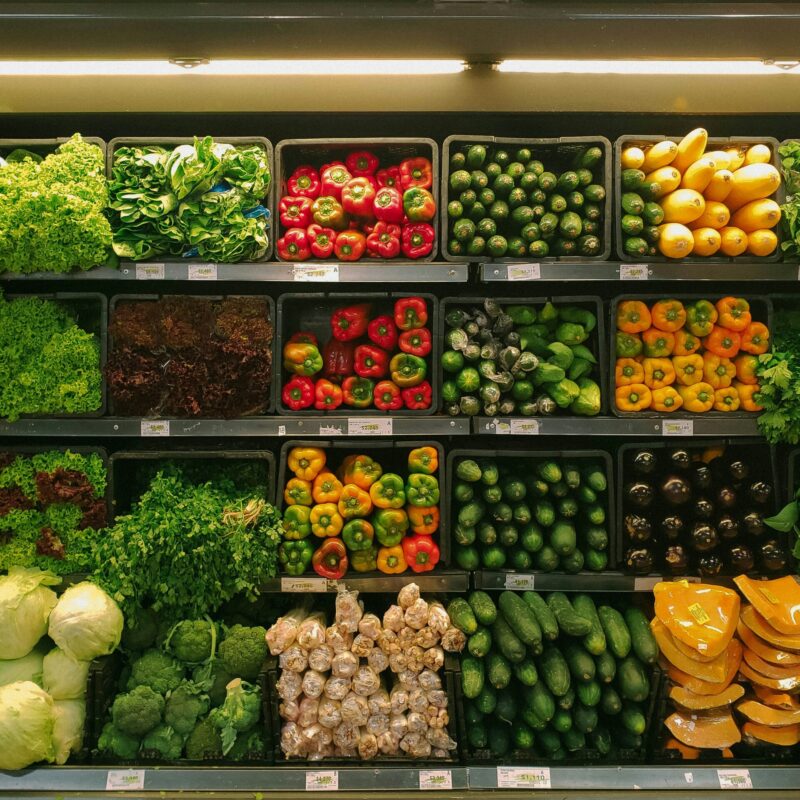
[496,59,798,76]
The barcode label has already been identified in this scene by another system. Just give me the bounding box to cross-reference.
[278,425,286,436]
[306,771,339,791]
[106,770,145,791]
[140,420,169,437]
[282,577,329,593]
[293,263,340,282]
[507,263,541,281]
[662,419,693,436]
[419,770,452,790]
[135,263,165,280]
[620,263,649,280]
[187,263,217,280]
[496,767,551,789]
[505,574,536,590]
[348,418,392,436]
[718,769,752,790]
[510,419,539,435]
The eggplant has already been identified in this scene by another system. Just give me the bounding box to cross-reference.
[445,309,469,328]
[660,515,685,541]
[690,522,719,553]
[760,539,789,572]
[693,497,715,521]
[665,544,690,574]
[625,547,654,574]
[742,510,766,538]
[668,448,691,471]
[624,513,652,543]
[626,482,655,509]
[499,346,521,370]
[484,299,502,319]
[727,458,750,482]
[631,450,658,476]
[698,553,723,577]
[716,514,740,541]
[748,481,773,506]
[727,543,755,573]
[716,486,737,510]
[691,463,713,491]
[660,474,692,506]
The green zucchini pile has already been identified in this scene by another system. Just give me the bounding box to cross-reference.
[451,456,610,573]
[451,591,658,760]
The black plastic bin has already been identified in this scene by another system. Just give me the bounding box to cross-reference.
[0,136,105,160]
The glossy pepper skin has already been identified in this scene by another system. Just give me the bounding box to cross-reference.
[369,473,406,509]
[402,534,440,573]
[331,303,371,342]
[377,545,407,574]
[279,539,314,575]
[616,358,644,386]
[373,186,404,224]
[366,222,401,258]
[307,224,337,259]
[310,503,344,538]
[314,379,343,411]
[642,328,675,357]
[342,177,377,218]
[373,508,409,547]
[354,344,389,379]
[650,299,687,332]
[284,477,313,506]
[283,341,323,376]
[673,354,704,386]
[642,357,676,390]
[673,329,701,356]
[616,300,651,334]
[279,195,313,228]
[341,519,374,551]
[740,322,770,355]
[402,381,432,410]
[288,447,326,480]
[716,297,751,332]
[282,505,312,540]
[343,454,383,489]
[616,332,643,358]
[406,473,440,506]
[702,353,736,389]
[403,187,436,222]
[408,505,439,535]
[277,227,312,261]
[368,315,398,350]
[713,386,741,412]
[394,297,428,330]
[312,538,348,579]
[704,326,741,359]
[685,300,718,337]
[650,386,683,413]
[734,354,759,385]
[373,380,403,410]
[312,471,343,504]
[323,339,355,383]
[376,166,402,190]
[399,328,432,357]
[401,223,435,259]
[311,195,347,230]
[350,546,378,572]
[342,376,374,408]
[390,353,427,387]
[735,381,763,411]
[282,375,315,410]
[408,446,438,475]
[345,150,379,177]
[338,484,372,519]
[335,230,367,261]
[399,157,433,190]
[678,382,715,413]
[287,166,321,199]
[320,164,352,200]
[615,383,652,412]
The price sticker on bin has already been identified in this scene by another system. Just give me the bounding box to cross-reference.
[306,770,339,791]
[496,767,551,789]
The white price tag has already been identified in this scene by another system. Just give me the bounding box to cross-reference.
[634,577,660,591]
[106,770,145,791]
[319,423,345,436]
[718,769,752,790]
[188,263,217,280]
[662,419,694,436]
[493,419,511,435]
[620,263,649,280]
[140,420,170,437]
[507,263,541,281]
[348,418,393,436]
[505,573,536,590]
[510,419,540,435]
[135,263,165,280]
[496,767,551,789]
[293,263,340,282]
[306,770,339,791]
[419,770,452,791]
[685,773,694,784]
[281,577,329,593]
[278,425,286,437]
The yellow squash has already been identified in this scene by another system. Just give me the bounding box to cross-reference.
[681,157,716,193]
[725,163,782,210]
[657,223,694,258]
[743,648,800,681]
[661,189,706,224]
[692,228,721,257]
[704,150,732,170]
[725,147,746,170]
[719,226,748,257]
[737,700,800,727]
[731,198,782,232]
[621,146,646,170]
[651,619,730,682]
[645,166,681,197]
[752,685,800,710]
[673,128,709,173]
[741,605,800,652]
[748,230,779,257]
[744,143,772,165]
[690,201,730,230]
[704,170,734,202]
[737,620,800,666]
[641,139,678,172]
[734,575,800,633]
[669,683,744,710]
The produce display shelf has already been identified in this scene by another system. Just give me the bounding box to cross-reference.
[475,571,737,592]
[261,569,469,594]
[473,416,761,436]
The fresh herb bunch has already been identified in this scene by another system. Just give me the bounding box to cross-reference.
[779,141,800,258]
[90,467,281,625]
[0,293,102,421]
[0,134,112,273]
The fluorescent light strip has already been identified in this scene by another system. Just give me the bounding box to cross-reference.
[498,59,796,75]
[0,59,466,76]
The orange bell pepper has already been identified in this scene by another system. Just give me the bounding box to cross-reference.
[288,447,326,480]
[407,505,440,535]
[615,383,652,412]
[616,300,652,334]
[704,326,741,359]
[615,358,645,386]
[713,387,741,412]
[677,382,715,413]
[650,386,683,413]
[343,454,383,490]
[642,328,676,357]
[740,321,770,355]
[734,354,759,385]
[376,545,407,574]
[408,446,438,475]
[702,353,736,389]
[337,484,373,519]
[642,357,676,390]
[312,470,343,504]
[650,299,687,333]
[673,354,704,386]
[284,477,313,506]
[735,381,763,412]
[715,297,752,332]
[673,329,701,356]
[310,503,344,538]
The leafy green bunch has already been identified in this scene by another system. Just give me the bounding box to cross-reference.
[779,141,800,258]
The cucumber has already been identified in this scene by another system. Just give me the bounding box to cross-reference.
[499,591,542,648]
[491,613,527,663]
[551,708,573,734]
[468,721,488,750]
[583,467,607,493]
[457,501,485,527]
[456,459,482,482]
[557,686,575,710]
[453,481,474,503]
[621,702,647,736]
[476,683,497,715]
[461,656,485,699]
[572,594,607,656]
[550,520,577,555]
[538,644,572,697]
[521,708,547,731]
[534,500,556,528]
[576,679,601,707]
[488,720,511,756]
[463,700,483,726]
[526,681,555,722]
[616,730,643,750]
[513,657,539,687]
[487,652,513,689]
[537,461,562,484]
[576,484,597,505]
[600,685,622,716]
[561,549,584,574]
[453,524,476,546]
[447,598,478,635]
[597,606,631,658]
[563,641,596,683]
[495,688,518,723]
[594,650,616,684]
[520,523,544,554]
[535,545,560,572]
[616,655,650,702]
[523,592,559,640]
[572,702,598,734]
[536,728,561,754]
[547,592,592,637]
[482,484,502,504]
[625,607,659,664]
[550,481,569,499]
[468,590,498,626]
[514,721,536,750]
[584,548,608,572]
[584,525,607,550]
[467,626,492,658]
[561,727,586,751]
[590,726,611,755]
[557,496,579,519]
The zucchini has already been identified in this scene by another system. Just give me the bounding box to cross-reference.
[625,607,659,664]
[513,657,539,687]
[467,626,492,658]
[538,644,571,697]
[491,613,527,663]
[597,606,631,658]
[563,641,596,683]
[561,727,586,751]
[616,655,650,702]
[550,480,570,498]
[572,702,598,734]
[467,590,497,626]
[600,685,622,716]
[475,683,497,715]
[572,594,607,656]
[586,504,606,525]
[487,652,513,689]
[526,681,555,722]
[447,597,478,635]
[584,548,607,572]
[576,679,602,707]
[594,650,616,684]
[547,592,592,636]
[499,591,542,648]
[523,591,559,640]
[621,702,647,736]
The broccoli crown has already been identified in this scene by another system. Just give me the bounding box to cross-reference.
[98,721,140,761]
[209,678,262,755]
[165,619,218,665]
[193,661,233,708]
[127,649,185,694]
[111,685,164,737]
[141,723,183,761]
[218,625,268,681]
[164,682,211,735]
[184,716,223,761]
[121,607,159,652]
[228,728,265,762]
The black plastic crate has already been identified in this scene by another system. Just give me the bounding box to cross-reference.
[107,293,277,417]
[0,136,106,160]
[441,135,612,263]
[276,292,439,416]
[274,137,439,263]
[609,294,773,420]
[446,447,617,576]
[276,439,448,569]
[439,295,607,416]
[614,134,784,263]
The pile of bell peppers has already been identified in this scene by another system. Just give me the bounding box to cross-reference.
[614,296,769,414]
[278,445,443,578]
[276,150,436,261]
[281,297,433,412]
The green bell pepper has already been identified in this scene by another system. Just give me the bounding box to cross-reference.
[390,353,427,388]
[282,505,312,540]
[372,508,409,547]
[405,473,440,507]
[341,519,375,552]
[615,332,643,358]
[279,540,314,575]
[350,546,378,573]
[369,473,406,509]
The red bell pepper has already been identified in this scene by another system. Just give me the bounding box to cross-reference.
[366,222,401,258]
[287,166,321,199]
[312,538,348,579]
[401,381,432,410]
[398,327,432,357]
[401,534,440,573]
[345,150,379,177]
[376,166,402,190]
[334,230,367,261]
[277,228,311,261]
[354,344,389,379]
[401,223,435,259]
[323,339,355,382]
[307,224,337,259]
[403,188,436,222]
[331,303,371,341]
[394,297,428,331]
[282,375,315,410]
[373,380,403,411]
[320,164,352,200]
[279,195,313,229]
[341,178,377,218]
[342,376,374,408]
[321,160,345,173]
[367,315,398,350]
[314,379,343,410]
[289,331,318,346]
[399,157,433,190]
[373,186,404,224]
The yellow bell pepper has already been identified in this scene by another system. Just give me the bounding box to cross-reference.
[310,503,344,538]
[642,357,676,390]
[673,354,704,386]
[312,471,343,504]
[702,353,735,389]
[650,386,683,413]
[677,382,715,413]
[338,484,373,519]
[735,381,763,412]
[615,383,652,412]
[343,454,383,490]
[284,477,313,507]
[615,358,644,387]
[376,545,408,574]
[288,447,326,480]
[713,387,741,412]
